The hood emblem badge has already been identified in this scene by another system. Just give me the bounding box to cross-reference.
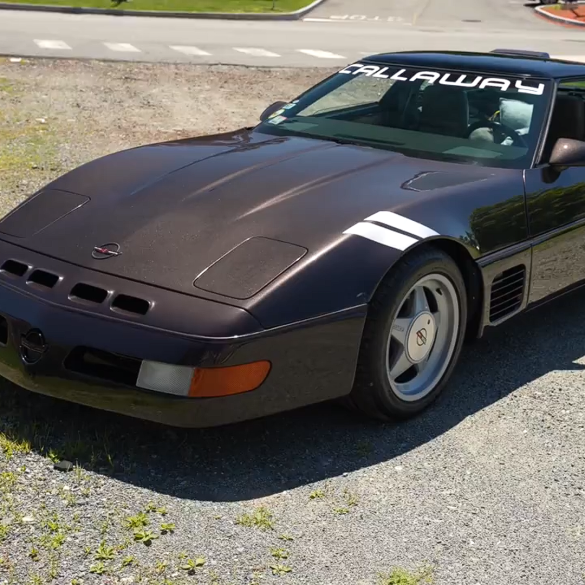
[92,243,122,260]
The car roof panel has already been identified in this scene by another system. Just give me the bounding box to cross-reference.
[361,51,585,79]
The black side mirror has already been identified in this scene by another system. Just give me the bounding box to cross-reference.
[259,101,287,122]
[549,138,585,167]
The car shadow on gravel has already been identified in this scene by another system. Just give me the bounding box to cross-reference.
[1,288,585,503]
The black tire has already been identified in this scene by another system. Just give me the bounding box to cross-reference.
[346,246,468,422]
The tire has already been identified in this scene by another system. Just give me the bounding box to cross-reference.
[347,246,468,421]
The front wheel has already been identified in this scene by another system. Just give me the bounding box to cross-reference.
[347,246,468,421]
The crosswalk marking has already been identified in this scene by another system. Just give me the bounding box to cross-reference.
[297,49,346,59]
[170,45,211,56]
[34,39,71,50]
[27,41,585,67]
[104,42,141,53]
[234,47,280,58]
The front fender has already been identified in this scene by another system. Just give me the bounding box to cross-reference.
[246,171,527,330]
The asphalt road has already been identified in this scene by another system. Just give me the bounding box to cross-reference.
[1,0,585,67]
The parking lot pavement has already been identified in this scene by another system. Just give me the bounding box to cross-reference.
[0,0,582,67]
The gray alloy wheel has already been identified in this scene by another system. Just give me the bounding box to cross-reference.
[386,273,460,402]
[347,246,468,421]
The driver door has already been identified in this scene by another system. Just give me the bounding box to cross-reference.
[525,78,585,304]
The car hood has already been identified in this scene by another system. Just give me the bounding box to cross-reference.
[0,130,495,298]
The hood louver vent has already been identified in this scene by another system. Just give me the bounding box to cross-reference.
[489,264,526,323]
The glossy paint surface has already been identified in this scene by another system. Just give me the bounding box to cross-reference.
[0,130,527,329]
[526,166,585,304]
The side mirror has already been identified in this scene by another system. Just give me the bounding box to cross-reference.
[259,101,287,122]
[549,138,585,167]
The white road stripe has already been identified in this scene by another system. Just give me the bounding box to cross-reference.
[344,222,417,251]
[234,47,280,58]
[104,42,141,53]
[34,39,71,50]
[303,17,353,22]
[365,211,438,239]
[297,49,346,59]
[170,45,211,56]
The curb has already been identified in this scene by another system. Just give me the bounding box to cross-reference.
[535,3,585,27]
[0,0,326,19]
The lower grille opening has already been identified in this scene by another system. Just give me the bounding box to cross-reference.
[111,294,150,316]
[27,269,60,290]
[0,315,8,345]
[64,346,141,386]
[0,259,29,278]
[70,283,108,305]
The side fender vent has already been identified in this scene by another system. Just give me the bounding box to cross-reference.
[489,264,526,323]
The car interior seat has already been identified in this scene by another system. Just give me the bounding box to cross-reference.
[471,97,534,146]
[417,84,470,137]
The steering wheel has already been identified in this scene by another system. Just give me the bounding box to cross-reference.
[465,119,528,148]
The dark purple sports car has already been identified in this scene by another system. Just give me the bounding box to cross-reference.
[0,48,583,427]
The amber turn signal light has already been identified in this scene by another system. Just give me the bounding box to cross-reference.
[188,360,271,398]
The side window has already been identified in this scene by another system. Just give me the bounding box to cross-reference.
[541,78,585,162]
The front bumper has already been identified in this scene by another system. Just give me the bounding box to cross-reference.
[0,243,365,428]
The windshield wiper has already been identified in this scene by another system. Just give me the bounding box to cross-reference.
[333,134,405,147]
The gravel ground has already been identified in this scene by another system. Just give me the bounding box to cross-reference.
[1,58,585,585]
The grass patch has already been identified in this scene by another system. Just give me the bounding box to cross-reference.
[0,77,18,95]
[0,120,59,177]
[379,566,434,585]
[0,0,314,12]
[235,506,274,531]
[0,429,32,460]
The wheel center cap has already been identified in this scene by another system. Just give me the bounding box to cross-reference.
[406,312,436,363]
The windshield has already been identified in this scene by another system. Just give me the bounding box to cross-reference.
[256,61,553,169]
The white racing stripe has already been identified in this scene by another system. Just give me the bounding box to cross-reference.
[297,49,346,59]
[104,42,141,53]
[344,222,418,251]
[170,45,211,56]
[34,39,71,50]
[234,47,280,58]
[365,211,439,239]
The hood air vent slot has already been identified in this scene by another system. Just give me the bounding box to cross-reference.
[70,283,108,305]
[27,269,59,290]
[489,264,526,323]
[0,259,29,278]
[111,294,150,316]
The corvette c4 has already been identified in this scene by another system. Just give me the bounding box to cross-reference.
[0,48,583,427]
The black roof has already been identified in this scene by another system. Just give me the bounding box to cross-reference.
[364,50,585,79]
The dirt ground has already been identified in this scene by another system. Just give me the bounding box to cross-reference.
[0,57,333,215]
